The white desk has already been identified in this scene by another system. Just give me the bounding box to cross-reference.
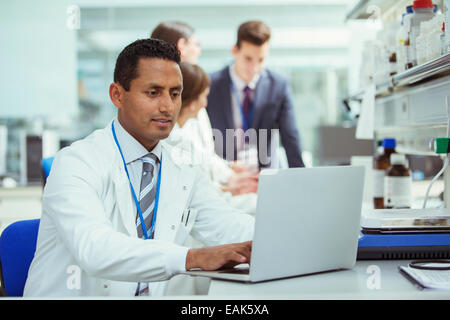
[0,186,42,235]
[207,260,450,299]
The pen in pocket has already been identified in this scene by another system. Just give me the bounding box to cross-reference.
[185,210,191,227]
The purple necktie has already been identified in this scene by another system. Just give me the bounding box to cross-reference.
[242,86,252,124]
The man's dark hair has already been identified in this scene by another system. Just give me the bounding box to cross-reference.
[114,38,181,91]
[151,21,195,45]
[236,20,271,48]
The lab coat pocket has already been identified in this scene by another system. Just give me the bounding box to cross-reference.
[174,208,198,244]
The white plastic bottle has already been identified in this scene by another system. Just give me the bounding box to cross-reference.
[416,20,428,65]
[444,0,450,53]
[386,21,400,76]
[397,6,414,73]
[429,15,444,60]
[406,0,436,68]
[441,22,446,55]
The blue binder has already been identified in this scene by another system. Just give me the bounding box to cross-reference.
[357,232,450,260]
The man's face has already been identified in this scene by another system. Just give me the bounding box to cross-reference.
[232,40,270,82]
[111,58,183,150]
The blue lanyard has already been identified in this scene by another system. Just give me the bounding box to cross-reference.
[230,80,254,132]
[111,122,162,240]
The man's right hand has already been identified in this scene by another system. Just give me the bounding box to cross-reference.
[185,241,252,271]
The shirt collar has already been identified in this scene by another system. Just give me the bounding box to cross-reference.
[229,63,260,91]
[113,118,161,165]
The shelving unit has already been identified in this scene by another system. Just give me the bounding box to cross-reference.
[348,49,450,155]
[348,52,450,98]
[393,53,450,87]
[346,0,450,206]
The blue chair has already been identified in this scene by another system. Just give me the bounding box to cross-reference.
[0,219,40,296]
[41,156,54,180]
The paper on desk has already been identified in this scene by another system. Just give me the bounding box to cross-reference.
[356,84,375,140]
[399,266,450,290]
[361,207,450,229]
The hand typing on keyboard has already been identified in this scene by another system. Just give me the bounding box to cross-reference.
[185,241,252,271]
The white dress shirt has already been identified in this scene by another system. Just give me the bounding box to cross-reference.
[228,63,260,131]
[229,64,261,168]
[113,119,162,202]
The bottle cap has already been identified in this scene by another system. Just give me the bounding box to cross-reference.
[382,138,396,149]
[390,153,407,166]
[434,138,450,154]
[413,0,434,10]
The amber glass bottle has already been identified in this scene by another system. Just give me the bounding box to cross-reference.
[373,138,396,209]
[384,154,412,209]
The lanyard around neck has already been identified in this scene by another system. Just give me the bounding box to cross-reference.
[230,80,254,132]
[111,121,162,240]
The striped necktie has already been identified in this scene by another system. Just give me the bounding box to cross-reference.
[136,153,159,239]
[136,153,159,296]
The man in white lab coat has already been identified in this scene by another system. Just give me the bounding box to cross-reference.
[23,38,254,297]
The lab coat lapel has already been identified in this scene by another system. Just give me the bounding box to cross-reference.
[250,71,270,128]
[153,144,195,243]
[113,162,138,237]
[109,124,138,237]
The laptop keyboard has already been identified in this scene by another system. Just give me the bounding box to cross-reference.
[219,268,250,275]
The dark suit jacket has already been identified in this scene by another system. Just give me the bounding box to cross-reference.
[206,65,305,168]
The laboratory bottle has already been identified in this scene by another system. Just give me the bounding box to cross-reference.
[384,154,412,209]
[397,6,414,74]
[444,0,450,53]
[406,0,436,69]
[441,22,446,55]
[428,15,444,60]
[386,21,400,76]
[373,138,396,209]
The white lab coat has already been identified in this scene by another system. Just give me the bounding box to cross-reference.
[172,116,234,185]
[166,120,257,216]
[23,120,254,297]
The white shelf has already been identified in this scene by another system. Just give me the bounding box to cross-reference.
[348,53,450,101]
[393,53,450,87]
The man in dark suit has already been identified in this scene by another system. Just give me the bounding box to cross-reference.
[207,20,305,169]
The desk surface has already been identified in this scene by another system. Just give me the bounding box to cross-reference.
[208,260,450,299]
[0,186,42,235]
[0,185,42,199]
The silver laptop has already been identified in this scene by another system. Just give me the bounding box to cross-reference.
[184,165,365,283]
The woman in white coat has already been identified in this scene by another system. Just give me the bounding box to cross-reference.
[166,62,259,215]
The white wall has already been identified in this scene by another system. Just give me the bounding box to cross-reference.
[0,0,78,120]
